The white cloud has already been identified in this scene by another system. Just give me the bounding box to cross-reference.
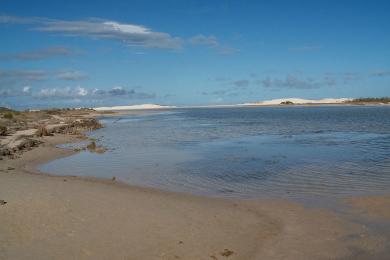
[35,86,90,98]
[22,86,32,95]
[36,87,72,98]
[103,21,149,34]
[0,15,241,53]
[75,86,88,96]
[0,15,182,49]
[29,85,154,100]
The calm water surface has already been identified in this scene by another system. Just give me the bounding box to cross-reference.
[40,106,390,199]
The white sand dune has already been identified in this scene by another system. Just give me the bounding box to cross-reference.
[94,104,176,111]
[243,98,351,106]
[94,98,352,111]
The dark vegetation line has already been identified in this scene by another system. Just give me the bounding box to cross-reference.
[347,97,390,103]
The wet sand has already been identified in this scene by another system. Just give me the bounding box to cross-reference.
[346,195,390,220]
[0,134,390,259]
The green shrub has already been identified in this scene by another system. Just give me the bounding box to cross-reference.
[46,109,61,115]
[0,125,7,136]
[351,97,390,103]
[3,112,13,119]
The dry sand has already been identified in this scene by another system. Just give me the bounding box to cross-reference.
[1,134,390,259]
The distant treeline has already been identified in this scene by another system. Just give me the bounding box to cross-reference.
[347,97,390,104]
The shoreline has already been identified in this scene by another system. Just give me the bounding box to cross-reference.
[91,103,390,114]
[1,114,390,259]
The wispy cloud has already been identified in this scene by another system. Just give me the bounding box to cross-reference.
[0,46,77,61]
[341,72,361,84]
[218,45,238,55]
[164,94,176,98]
[232,79,249,88]
[0,15,44,24]
[259,75,323,89]
[371,69,390,77]
[201,89,228,96]
[257,72,360,89]
[212,77,231,82]
[323,75,337,86]
[0,69,87,85]
[189,34,219,48]
[55,70,88,81]
[202,79,250,97]
[1,15,239,53]
[189,34,237,55]
[0,15,183,49]
[0,69,48,87]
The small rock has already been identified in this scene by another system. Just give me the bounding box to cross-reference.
[7,167,15,170]
[0,200,7,205]
[220,249,234,257]
[112,176,116,181]
[94,147,107,154]
[86,141,96,151]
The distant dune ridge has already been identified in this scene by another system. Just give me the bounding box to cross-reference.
[94,104,176,111]
[93,98,352,111]
[243,98,352,106]
[93,97,390,111]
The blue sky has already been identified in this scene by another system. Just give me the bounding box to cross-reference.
[1,0,389,109]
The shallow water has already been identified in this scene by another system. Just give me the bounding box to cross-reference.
[40,106,390,199]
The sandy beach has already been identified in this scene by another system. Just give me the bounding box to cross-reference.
[1,124,390,259]
[1,0,389,257]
